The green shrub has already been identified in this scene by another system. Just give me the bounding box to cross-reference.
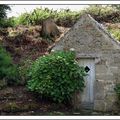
[0,45,18,85]
[18,59,33,85]
[84,5,115,16]
[6,5,119,27]
[0,17,16,28]
[27,51,86,103]
[10,7,81,27]
[108,28,120,41]
[114,84,120,100]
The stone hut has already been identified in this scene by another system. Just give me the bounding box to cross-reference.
[52,14,120,111]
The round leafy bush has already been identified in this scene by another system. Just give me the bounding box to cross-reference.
[0,45,18,85]
[27,51,86,103]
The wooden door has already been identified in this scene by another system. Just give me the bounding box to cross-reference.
[78,59,95,109]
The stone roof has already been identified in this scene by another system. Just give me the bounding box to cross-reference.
[53,14,120,53]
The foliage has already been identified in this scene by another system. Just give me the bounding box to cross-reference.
[84,5,115,16]
[7,5,119,28]
[1,5,120,28]
[15,8,80,27]
[0,5,11,19]
[5,17,17,27]
[1,5,119,41]
[114,84,120,100]
[27,51,86,103]
[18,60,33,85]
[108,28,120,41]
[0,45,18,85]
[83,5,120,23]
[111,5,120,10]
[0,18,16,28]
[107,24,120,41]
[0,5,11,28]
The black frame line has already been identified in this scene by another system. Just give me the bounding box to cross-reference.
[1,119,120,120]
[0,3,120,4]
[0,0,120,1]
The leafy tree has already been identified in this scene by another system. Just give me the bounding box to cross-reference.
[0,5,11,19]
[0,5,11,27]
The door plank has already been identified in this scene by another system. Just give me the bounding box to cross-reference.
[78,59,95,108]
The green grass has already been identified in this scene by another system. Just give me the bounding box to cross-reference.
[1,5,120,42]
[4,5,120,27]
[109,28,120,41]
[107,25,120,41]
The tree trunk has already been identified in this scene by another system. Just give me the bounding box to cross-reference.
[41,18,60,42]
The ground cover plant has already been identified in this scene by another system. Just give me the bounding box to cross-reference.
[107,26,120,41]
[0,45,18,87]
[1,5,119,42]
[4,5,120,27]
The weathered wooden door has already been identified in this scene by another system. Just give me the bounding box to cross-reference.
[78,59,95,109]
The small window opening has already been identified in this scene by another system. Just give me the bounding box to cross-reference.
[85,66,90,73]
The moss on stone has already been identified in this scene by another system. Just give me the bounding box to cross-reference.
[0,79,7,90]
[3,102,20,113]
